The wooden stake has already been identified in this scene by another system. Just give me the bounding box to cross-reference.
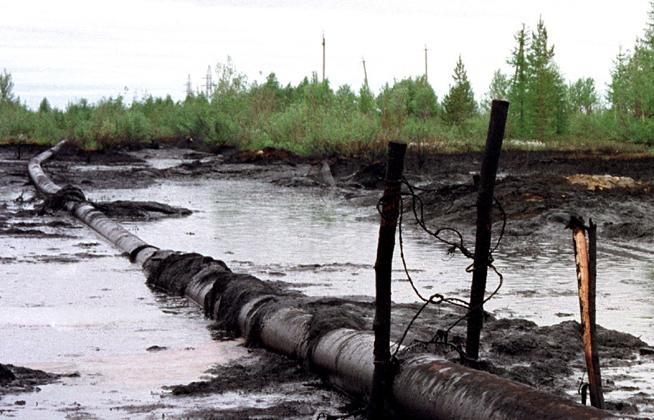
[571,217,604,409]
[368,141,407,419]
[465,100,509,361]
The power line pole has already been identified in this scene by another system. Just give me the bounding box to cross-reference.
[322,33,326,82]
[424,45,428,81]
[204,65,213,97]
[185,74,193,97]
[362,57,368,87]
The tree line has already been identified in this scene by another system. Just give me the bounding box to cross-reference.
[1,8,653,154]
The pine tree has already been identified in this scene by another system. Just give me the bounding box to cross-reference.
[608,48,631,120]
[608,1,654,140]
[410,76,438,119]
[358,84,375,114]
[38,97,52,113]
[0,69,15,105]
[568,78,598,115]
[442,55,476,125]
[482,70,510,111]
[645,0,654,45]
[507,25,528,137]
[525,18,567,139]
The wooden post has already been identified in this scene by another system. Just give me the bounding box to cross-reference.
[465,100,509,361]
[570,217,604,409]
[362,57,369,87]
[368,141,407,419]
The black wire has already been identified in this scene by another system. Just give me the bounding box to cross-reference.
[383,177,507,361]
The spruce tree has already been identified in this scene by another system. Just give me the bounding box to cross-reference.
[507,25,528,137]
[38,98,52,113]
[568,78,598,115]
[525,18,567,139]
[442,55,476,125]
[609,1,654,140]
[482,70,510,111]
[608,48,631,120]
[0,69,15,105]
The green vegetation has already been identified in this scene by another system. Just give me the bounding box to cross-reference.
[442,55,477,126]
[2,9,654,156]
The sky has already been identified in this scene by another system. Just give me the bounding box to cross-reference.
[1,0,651,109]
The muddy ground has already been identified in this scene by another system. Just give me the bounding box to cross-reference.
[1,142,654,417]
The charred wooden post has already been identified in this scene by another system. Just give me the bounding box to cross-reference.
[368,141,407,419]
[570,217,604,409]
[465,100,509,361]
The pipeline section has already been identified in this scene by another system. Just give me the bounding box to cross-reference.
[27,140,616,419]
[27,140,158,265]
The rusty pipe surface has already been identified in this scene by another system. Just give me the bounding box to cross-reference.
[27,139,157,265]
[28,142,619,420]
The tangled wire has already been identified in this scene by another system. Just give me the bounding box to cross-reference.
[377,177,507,363]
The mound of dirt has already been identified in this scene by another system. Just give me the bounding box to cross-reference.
[93,200,192,220]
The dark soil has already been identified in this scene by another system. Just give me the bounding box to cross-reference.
[170,349,314,396]
[171,349,356,419]
[0,364,59,399]
[93,200,192,220]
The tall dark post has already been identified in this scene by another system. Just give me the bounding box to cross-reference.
[465,100,509,361]
[368,141,407,419]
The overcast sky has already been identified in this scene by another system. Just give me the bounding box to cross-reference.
[1,0,651,109]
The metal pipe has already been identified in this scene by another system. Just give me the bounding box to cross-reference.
[28,139,157,265]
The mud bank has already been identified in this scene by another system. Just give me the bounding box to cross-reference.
[0,364,60,399]
[170,349,354,419]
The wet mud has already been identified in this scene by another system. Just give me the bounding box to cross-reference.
[0,363,61,399]
[170,350,355,419]
[3,142,654,417]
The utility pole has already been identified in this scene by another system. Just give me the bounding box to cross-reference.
[424,45,428,81]
[362,57,368,87]
[204,65,213,97]
[322,33,326,82]
[185,74,193,97]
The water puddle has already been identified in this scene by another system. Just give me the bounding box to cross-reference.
[0,203,251,417]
